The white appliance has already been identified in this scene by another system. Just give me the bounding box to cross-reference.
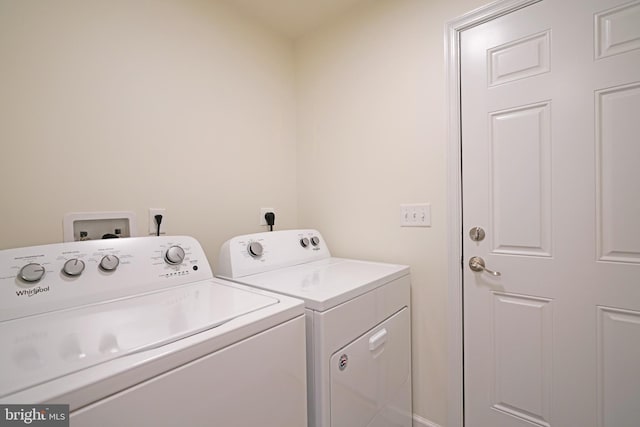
[217,229,412,427]
[0,236,307,426]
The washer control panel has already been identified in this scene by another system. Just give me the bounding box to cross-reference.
[216,229,330,278]
[0,236,213,321]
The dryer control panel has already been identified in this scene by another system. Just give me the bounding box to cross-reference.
[217,229,331,278]
[0,236,212,321]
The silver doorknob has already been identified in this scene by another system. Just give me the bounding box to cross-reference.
[469,256,501,276]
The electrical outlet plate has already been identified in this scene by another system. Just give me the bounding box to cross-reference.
[149,208,167,235]
[259,208,275,226]
[400,203,431,227]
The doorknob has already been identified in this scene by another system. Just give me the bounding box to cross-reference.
[469,256,501,276]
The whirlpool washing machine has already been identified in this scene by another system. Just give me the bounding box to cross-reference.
[217,229,412,427]
[0,236,307,426]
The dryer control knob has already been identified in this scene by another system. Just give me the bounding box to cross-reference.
[311,236,320,246]
[247,241,263,258]
[63,258,85,277]
[100,255,120,271]
[19,263,46,283]
[165,246,186,265]
[300,237,310,248]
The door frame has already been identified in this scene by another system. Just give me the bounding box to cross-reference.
[445,1,542,426]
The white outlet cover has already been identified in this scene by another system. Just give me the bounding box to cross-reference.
[149,208,167,235]
[259,208,276,226]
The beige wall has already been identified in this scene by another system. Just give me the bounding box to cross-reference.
[0,0,493,425]
[0,0,298,261]
[295,0,487,424]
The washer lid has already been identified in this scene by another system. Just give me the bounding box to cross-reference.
[227,258,409,311]
[0,280,278,398]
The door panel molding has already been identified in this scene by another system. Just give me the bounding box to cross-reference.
[597,305,640,426]
[595,82,640,264]
[445,1,543,426]
[595,0,640,59]
[489,101,552,257]
[488,30,551,87]
[491,292,553,427]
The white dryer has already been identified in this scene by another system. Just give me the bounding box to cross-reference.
[0,236,307,426]
[217,229,412,427]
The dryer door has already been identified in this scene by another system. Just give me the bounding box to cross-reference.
[330,307,411,427]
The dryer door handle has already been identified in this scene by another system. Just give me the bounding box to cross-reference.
[369,328,387,352]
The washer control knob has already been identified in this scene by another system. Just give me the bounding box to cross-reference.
[300,237,310,248]
[247,241,263,258]
[311,236,320,246]
[19,263,46,283]
[165,246,186,265]
[63,259,85,277]
[100,255,120,272]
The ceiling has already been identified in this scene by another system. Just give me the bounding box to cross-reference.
[222,0,370,38]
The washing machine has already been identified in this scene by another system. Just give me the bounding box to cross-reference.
[217,229,412,427]
[0,236,307,426]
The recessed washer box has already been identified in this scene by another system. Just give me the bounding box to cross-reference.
[63,211,137,242]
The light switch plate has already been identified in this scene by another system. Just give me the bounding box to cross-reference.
[400,203,431,227]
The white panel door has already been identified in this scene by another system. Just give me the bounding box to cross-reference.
[461,1,640,426]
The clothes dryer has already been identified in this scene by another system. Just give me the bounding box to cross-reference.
[217,229,412,427]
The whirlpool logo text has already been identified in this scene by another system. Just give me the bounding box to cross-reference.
[15,286,50,298]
